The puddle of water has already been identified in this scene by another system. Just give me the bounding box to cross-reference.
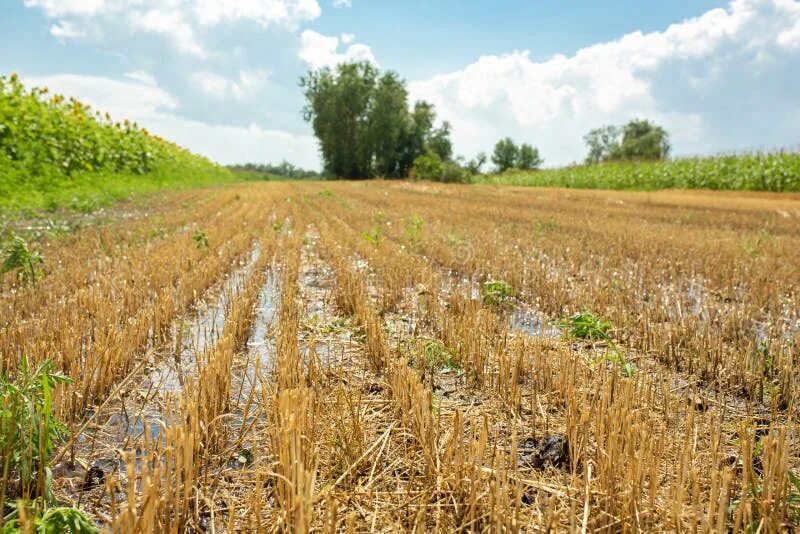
[510,307,561,338]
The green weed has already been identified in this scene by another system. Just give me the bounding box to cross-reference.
[362,227,381,246]
[191,230,209,250]
[482,280,513,308]
[2,236,44,287]
[406,216,424,244]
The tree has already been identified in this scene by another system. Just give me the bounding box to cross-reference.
[465,152,487,175]
[492,138,518,172]
[427,121,453,161]
[583,125,620,163]
[583,120,670,163]
[615,119,670,160]
[517,144,542,170]
[369,71,410,177]
[301,61,448,179]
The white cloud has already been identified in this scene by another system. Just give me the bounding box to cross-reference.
[340,33,355,44]
[299,29,377,69]
[23,73,320,168]
[125,70,157,86]
[333,0,352,8]
[25,0,322,56]
[193,0,321,28]
[49,20,87,40]
[24,0,108,18]
[191,69,269,99]
[129,9,207,58]
[409,0,800,165]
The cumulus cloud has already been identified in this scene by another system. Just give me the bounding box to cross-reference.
[191,69,269,99]
[409,0,800,165]
[299,30,377,69]
[25,0,322,56]
[332,0,352,8]
[23,73,320,168]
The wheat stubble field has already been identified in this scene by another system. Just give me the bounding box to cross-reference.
[2,181,799,532]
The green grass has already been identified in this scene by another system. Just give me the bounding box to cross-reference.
[477,151,800,192]
[0,73,236,215]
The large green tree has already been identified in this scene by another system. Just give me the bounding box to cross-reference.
[301,62,448,179]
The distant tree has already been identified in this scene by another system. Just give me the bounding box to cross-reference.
[465,152,487,175]
[301,61,448,179]
[492,138,519,172]
[584,120,670,163]
[583,125,620,163]
[517,144,543,170]
[615,119,670,160]
[427,121,453,161]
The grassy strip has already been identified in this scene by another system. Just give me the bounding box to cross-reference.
[476,151,800,191]
[0,156,236,214]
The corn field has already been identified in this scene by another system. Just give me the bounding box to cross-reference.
[1,181,799,532]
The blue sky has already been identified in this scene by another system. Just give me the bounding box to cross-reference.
[3,0,800,169]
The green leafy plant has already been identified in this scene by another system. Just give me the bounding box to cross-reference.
[0,360,97,533]
[481,280,513,308]
[2,504,98,534]
[318,188,333,197]
[558,310,613,340]
[1,358,70,503]
[2,236,44,287]
[191,230,209,250]
[557,310,636,377]
[406,216,424,244]
[421,339,460,372]
[272,221,283,232]
[362,227,381,246]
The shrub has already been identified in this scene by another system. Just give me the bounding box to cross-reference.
[412,152,444,180]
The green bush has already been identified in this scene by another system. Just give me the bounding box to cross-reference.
[412,152,444,180]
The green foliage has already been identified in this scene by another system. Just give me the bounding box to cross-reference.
[318,188,333,197]
[615,119,670,161]
[1,358,70,500]
[478,151,800,192]
[557,310,636,377]
[2,505,98,534]
[465,152,487,175]
[583,119,669,163]
[362,226,381,245]
[227,161,322,180]
[427,122,453,162]
[406,216,424,243]
[482,280,514,308]
[420,339,460,372]
[413,152,444,180]
[301,62,451,179]
[492,138,518,172]
[517,144,543,170]
[413,152,470,183]
[191,230,209,250]
[558,310,612,340]
[584,125,621,164]
[0,74,234,213]
[2,236,43,287]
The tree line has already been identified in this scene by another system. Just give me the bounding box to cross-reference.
[297,61,670,181]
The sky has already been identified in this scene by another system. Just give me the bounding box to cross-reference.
[2,0,800,169]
